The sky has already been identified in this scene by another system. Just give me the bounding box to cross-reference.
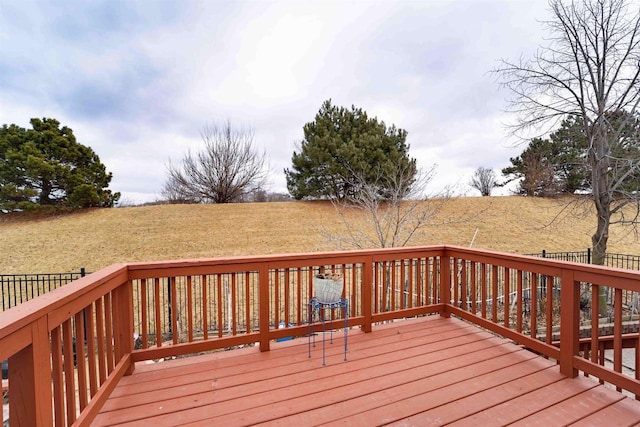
[0,0,555,204]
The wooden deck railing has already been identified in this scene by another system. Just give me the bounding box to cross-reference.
[1,245,639,426]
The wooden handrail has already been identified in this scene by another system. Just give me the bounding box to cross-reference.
[1,264,132,426]
[1,245,639,425]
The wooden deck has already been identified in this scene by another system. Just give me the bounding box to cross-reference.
[93,316,640,426]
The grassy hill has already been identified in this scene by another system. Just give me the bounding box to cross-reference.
[0,196,638,274]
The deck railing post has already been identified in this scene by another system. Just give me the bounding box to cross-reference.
[259,265,271,351]
[112,280,135,375]
[559,269,579,378]
[9,316,53,426]
[362,257,373,333]
[439,254,451,318]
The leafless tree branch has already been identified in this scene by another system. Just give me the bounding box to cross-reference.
[321,164,473,249]
[469,167,499,196]
[492,0,640,267]
[162,121,269,203]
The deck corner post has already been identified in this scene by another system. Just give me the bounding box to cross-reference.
[439,254,451,318]
[9,316,53,427]
[259,265,271,351]
[362,257,373,333]
[113,279,135,376]
[559,269,579,378]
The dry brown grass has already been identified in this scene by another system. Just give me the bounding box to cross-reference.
[0,196,638,274]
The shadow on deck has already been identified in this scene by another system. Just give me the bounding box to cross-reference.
[95,316,640,426]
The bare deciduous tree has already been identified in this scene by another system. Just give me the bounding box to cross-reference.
[163,122,269,204]
[323,164,456,249]
[494,0,640,271]
[469,167,498,196]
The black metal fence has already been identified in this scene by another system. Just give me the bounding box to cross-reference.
[526,249,640,314]
[1,268,87,311]
[527,249,640,271]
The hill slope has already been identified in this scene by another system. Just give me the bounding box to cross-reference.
[0,196,637,273]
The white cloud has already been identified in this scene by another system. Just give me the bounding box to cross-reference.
[0,0,555,203]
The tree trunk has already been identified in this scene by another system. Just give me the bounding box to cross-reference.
[39,179,52,205]
[591,207,610,316]
[590,126,611,316]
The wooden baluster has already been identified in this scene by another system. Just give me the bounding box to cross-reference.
[546,275,553,345]
[504,268,510,328]
[74,311,88,410]
[231,273,237,335]
[460,260,467,311]
[407,259,414,309]
[170,277,178,345]
[217,274,223,338]
[470,261,477,315]
[614,287,623,391]
[62,319,76,424]
[95,297,106,384]
[297,269,303,324]
[453,258,459,308]
[140,279,148,349]
[51,326,65,427]
[415,259,422,306]
[516,270,523,333]
[245,271,252,333]
[85,303,98,397]
[382,261,388,312]
[431,258,437,305]
[531,273,538,340]
[104,292,114,373]
[481,263,487,319]
[373,262,379,313]
[274,269,280,328]
[187,276,194,342]
[284,269,290,328]
[154,278,162,348]
[202,275,209,340]
[351,264,357,317]
[491,265,498,323]
[390,260,397,311]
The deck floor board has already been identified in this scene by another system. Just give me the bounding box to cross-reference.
[95,316,640,426]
